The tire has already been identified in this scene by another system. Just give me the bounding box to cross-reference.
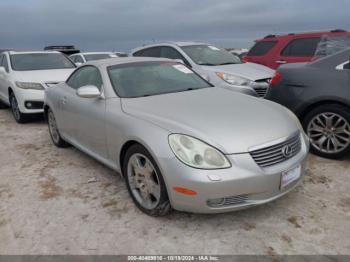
[0,100,9,109]
[10,93,29,123]
[47,108,70,148]
[123,144,171,216]
[302,104,350,159]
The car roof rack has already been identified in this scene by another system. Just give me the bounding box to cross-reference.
[330,29,347,33]
[264,34,276,39]
[44,45,80,55]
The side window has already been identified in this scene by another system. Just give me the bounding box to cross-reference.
[2,55,9,72]
[344,62,350,69]
[70,56,77,62]
[75,55,84,63]
[0,55,3,67]
[247,41,277,56]
[281,38,320,57]
[160,47,183,59]
[160,47,191,67]
[135,47,161,57]
[67,66,103,90]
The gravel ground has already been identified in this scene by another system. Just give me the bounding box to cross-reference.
[0,109,349,255]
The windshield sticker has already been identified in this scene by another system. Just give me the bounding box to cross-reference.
[208,46,220,51]
[173,64,193,74]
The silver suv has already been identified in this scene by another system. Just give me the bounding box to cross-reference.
[131,42,274,97]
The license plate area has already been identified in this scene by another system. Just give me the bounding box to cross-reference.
[280,165,301,190]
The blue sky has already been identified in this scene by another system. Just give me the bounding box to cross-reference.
[0,0,349,52]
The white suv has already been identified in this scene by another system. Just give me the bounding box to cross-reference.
[0,51,76,123]
[132,42,274,97]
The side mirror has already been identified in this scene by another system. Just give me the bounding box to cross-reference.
[76,85,101,98]
[174,59,184,64]
[75,62,82,67]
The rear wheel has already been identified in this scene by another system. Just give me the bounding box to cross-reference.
[47,108,70,148]
[303,104,350,159]
[0,100,9,109]
[123,144,171,216]
[10,93,29,123]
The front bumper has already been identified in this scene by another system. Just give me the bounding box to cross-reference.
[15,88,45,114]
[159,134,309,214]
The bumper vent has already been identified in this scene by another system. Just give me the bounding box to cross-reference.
[207,194,248,208]
[252,78,271,97]
[250,132,301,168]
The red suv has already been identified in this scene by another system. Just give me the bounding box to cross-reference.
[244,29,350,69]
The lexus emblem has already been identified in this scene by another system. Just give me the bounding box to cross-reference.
[281,145,293,158]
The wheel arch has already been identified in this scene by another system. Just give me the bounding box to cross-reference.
[298,100,350,122]
[119,140,142,176]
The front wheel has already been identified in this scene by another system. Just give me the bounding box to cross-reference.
[0,100,9,109]
[123,144,171,216]
[47,108,70,148]
[303,104,350,159]
[10,93,29,123]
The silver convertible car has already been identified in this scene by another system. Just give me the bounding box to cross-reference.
[44,57,309,216]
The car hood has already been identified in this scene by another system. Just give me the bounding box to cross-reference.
[12,69,75,85]
[202,62,274,81]
[121,87,299,154]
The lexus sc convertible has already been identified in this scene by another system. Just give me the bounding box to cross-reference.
[44,57,309,216]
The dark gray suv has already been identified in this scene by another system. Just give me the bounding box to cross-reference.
[266,49,350,159]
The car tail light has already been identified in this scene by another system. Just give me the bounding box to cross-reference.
[270,71,282,87]
[241,56,248,63]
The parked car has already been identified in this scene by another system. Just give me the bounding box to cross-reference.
[44,57,309,216]
[0,51,76,123]
[244,29,350,69]
[131,42,274,97]
[44,45,80,55]
[70,52,118,66]
[266,49,350,159]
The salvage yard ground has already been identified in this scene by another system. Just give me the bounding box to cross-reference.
[0,109,349,255]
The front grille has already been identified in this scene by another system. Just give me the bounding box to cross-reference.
[250,132,301,168]
[252,78,271,97]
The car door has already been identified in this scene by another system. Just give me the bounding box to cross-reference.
[0,54,11,103]
[59,65,108,158]
[275,37,320,67]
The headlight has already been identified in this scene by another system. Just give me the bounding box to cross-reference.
[16,82,45,90]
[168,134,231,169]
[216,72,253,87]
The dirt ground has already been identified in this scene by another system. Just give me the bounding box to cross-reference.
[0,109,349,255]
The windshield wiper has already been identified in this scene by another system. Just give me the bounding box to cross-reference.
[216,62,238,65]
[198,63,217,66]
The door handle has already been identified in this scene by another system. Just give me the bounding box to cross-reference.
[61,96,67,105]
[276,60,287,64]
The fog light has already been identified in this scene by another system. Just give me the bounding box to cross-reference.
[207,198,225,207]
[25,102,33,108]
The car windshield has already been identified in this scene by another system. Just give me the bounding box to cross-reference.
[10,53,75,71]
[84,54,112,61]
[108,62,212,98]
[181,45,242,66]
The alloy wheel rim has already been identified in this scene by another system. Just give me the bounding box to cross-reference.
[11,96,20,120]
[48,111,60,143]
[127,153,161,210]
[307,112,350,154]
